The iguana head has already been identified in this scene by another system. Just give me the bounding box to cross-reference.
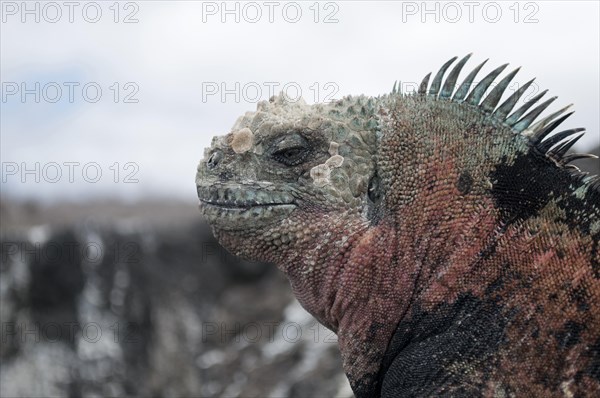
[196,93,382,262]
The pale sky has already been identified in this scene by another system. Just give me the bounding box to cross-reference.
[1,1,599,203]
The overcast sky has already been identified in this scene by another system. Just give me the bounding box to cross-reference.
[1,1,599,203]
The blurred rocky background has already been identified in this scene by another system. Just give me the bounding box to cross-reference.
[0,200,352,398]
[0,146,597,398]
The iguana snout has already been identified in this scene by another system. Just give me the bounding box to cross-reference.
[196,129,298,231]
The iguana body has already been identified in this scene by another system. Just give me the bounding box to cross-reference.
[195,54,600,397]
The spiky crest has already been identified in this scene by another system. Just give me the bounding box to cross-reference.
[399,54,598,189]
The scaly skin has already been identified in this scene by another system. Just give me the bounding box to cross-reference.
[196,55,600,397]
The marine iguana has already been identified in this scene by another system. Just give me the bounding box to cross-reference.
[195,54,600,397]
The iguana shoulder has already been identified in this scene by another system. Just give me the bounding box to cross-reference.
[372,55,599,396]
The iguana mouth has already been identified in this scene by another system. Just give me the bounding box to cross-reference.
[197,185,297,228]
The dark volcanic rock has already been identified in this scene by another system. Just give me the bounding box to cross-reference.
[0,220,351,397]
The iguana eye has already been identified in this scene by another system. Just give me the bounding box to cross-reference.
[272,146,310,166]
[271,133,311,166]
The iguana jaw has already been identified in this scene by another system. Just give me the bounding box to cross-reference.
[197,184,297,230]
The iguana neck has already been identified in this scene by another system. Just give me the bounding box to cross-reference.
[276,214,414,396]
[274,202,504,396]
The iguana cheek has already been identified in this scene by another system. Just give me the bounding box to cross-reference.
[310,164,331,187]
[309,141,345,187]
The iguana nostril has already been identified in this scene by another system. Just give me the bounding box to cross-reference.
[207,150,222,169]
